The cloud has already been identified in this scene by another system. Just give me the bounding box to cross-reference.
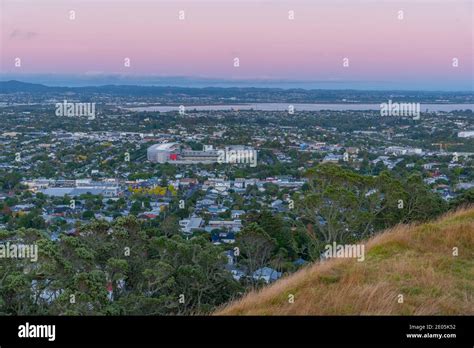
[10,29,38,40]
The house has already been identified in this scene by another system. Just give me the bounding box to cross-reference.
[231,210,245,219]
[179,217,204,234]
[345,147,359,155]
[219,232,235,244]
[423,162,439,170]
[94,214,114,222]
[252,267,282,283]
[233,178,246,189]
[271,199,283,209]
[11,204,35,213]
[322,154,342,163]
[150,202,169,211]
[230,268,246,281]
[196,198,215,207]
[224,263,247,281]
[178,178,198,187]
[207,205,228,215]
[206,220,242,233]
[138,212,159,220]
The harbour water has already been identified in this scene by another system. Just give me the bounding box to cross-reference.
[126,103,473,113]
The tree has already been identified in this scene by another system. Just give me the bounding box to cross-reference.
[403,174,447,222]
[449,188,474,209]
[130,201,143,216]
[0,217,242,316]
[159,215,180,237]
[258,211,297,258]
[82,210,94,220]
[300,164,379,243]
[236,223,276,280]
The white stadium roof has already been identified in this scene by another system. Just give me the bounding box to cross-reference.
[148,143,179,151]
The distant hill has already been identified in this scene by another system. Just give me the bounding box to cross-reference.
[0,80,53,93]
[0,80,293,97]
[1,80,472,103]
[216,207,474,315]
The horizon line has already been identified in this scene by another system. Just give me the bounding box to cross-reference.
[1,78,473,93]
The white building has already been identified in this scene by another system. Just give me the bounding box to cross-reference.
[385,146,423,156]
[147,143,180,163]
[458,131,474,138]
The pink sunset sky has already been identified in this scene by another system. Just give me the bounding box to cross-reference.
[0,0,472,90]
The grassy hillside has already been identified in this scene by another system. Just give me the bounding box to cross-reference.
[216,207,474,315]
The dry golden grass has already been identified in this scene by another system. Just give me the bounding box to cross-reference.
[216,207,474,315]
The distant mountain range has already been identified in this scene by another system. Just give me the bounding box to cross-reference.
[0,80,53,92]
[1,80,472,104]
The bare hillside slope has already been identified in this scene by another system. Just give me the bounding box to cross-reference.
[216,208,474,315]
